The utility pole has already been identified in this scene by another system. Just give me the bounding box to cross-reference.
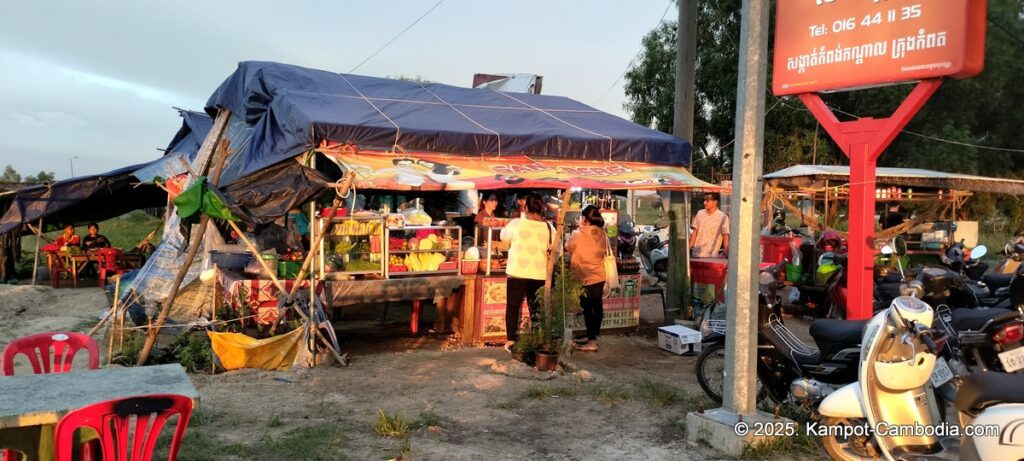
[667,0,697,321]
[686,0,784,455]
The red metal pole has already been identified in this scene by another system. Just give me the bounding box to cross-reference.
[798,79,942,320]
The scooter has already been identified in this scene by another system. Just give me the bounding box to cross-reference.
[993,232,1024,275]
[696,259,866,408]
[637,219,668,284]
[817,239,1024,461]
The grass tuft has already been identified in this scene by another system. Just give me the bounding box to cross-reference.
[374,409,410,438]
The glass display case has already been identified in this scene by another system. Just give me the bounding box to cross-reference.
[318,216,385,279]
[475,223,508,276]
[385,226,462,277]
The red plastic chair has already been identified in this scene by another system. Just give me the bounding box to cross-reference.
[46,251,68,289]
[54,394,194,461]
[1,332,99,376]
[97,248,126,287]
[1,332,100,461]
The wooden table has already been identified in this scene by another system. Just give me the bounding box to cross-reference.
[0,364,200,460]
[48,250,146,289]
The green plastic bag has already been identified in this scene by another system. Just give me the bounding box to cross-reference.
[173,177,239,221]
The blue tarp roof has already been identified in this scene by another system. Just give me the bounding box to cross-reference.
[205,62,691,181]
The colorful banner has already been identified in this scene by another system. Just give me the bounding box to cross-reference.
[570,274,642,331]
[773,0,986,95]
[319,145,716,191]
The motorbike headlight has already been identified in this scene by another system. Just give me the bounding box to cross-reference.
[759,271,775,286]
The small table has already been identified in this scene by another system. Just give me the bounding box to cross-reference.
[0,364,200,460]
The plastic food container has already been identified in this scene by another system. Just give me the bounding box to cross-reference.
[209,251,253,270]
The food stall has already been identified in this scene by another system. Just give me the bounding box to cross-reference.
[321,146,716,343]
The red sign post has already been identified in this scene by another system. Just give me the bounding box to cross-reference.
[773,0,987,320]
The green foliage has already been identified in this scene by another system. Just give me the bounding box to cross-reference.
[111,330,147,367]
[411,405,450,429]
[374,409,410,438]
[532,257,583,353]
[2,165,21,183]
[171,331,212,373]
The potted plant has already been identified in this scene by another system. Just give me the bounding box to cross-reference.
[511,329,541,366]
[531,257,584,372]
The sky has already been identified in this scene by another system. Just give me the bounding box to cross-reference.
[0,0,677,180]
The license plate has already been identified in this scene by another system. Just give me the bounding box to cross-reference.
[931,357,953,387]
[998,347,1024,373]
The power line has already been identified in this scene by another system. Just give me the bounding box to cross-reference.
[988,16,1024,48]
[777,97,1024,154]
[593,0,675,105]
[349,0,446,73]
[692,96,785,164]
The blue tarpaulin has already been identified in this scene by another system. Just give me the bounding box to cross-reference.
[205,62,691,182]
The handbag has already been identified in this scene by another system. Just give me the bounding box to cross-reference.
[603,240,620,298]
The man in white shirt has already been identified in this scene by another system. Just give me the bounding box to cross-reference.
[690,192,730,258]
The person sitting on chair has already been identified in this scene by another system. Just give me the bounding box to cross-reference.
[81,223,111,251]
[54,224,80,248]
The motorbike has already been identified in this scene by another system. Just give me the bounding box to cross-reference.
[817,240,1024,461]
[696,259,867,408]
[993,232,1024,275]
[636,219,668,284]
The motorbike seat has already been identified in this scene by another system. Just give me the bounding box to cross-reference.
[810,319,868,357]
[955,371,1024,414]
[982,273,1014,289]
[950,308,1013,331]
[759,324,821,367]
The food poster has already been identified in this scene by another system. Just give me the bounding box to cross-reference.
[570,274,641,332]
[477,277,531,340]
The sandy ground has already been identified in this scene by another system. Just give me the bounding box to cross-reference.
[0,284,822,460]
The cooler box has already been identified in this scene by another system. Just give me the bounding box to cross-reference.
[760,235,796,265]
[657,325,702,355]
[691,258,729,303]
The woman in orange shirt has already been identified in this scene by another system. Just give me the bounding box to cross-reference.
[565,205,609,352]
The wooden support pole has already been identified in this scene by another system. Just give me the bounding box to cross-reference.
[135,113,231,366]
[30,219,43,285]
[541,191,573,329]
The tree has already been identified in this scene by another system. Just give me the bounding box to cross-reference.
[624,1,1024,226]
[1,165,21,183]
[24,171,55,184]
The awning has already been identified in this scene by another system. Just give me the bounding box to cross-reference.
[763,165,1024,195]
[321,146,716,191]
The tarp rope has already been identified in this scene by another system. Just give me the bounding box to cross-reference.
[338,74,402,149]
[416,82,503,158]
[495,91,616,162]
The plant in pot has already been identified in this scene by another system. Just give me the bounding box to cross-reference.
[531,257,584,372]
[511,328,541,366]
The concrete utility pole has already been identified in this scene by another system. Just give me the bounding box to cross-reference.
[667,0,697,321]
[686,0,787,455]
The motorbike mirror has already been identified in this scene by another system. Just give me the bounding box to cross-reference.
[893,236,908,256]
[971,245,988,260]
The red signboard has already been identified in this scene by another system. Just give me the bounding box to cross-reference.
[773,0,987,95]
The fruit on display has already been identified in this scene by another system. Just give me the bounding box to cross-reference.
[386,214,405,228]
[404,252,447,272]
[332,219,379,236]
[332,241,355,254]
[345,260,379,271]
[464,247,480,261]
[403,210,432,226]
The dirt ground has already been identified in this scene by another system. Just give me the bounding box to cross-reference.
[0,284,823,460]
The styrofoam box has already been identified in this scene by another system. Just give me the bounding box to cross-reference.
[657,325,702,355]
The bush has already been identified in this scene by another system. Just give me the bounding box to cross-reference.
[171,331,213,373]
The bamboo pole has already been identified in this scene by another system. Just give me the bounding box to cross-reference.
[135,124,231,366]
[541,191,573,329]
[31,218,43,285]
[285,173,354,303]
